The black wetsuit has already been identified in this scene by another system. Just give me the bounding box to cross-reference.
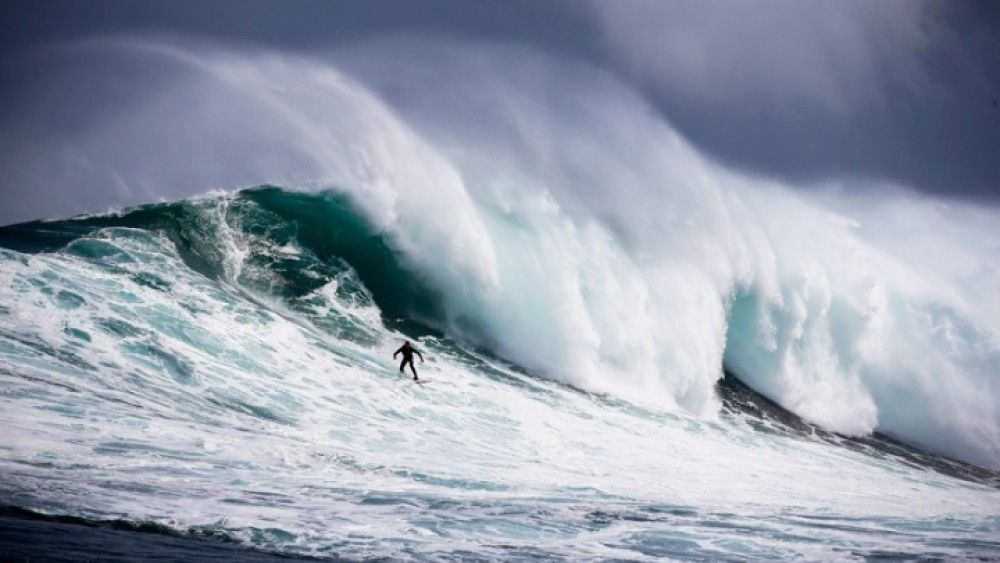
[393,342,423,380]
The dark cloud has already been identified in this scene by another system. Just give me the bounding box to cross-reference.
[589,0,1000,200]
[1,0,998,206]
[0,0,595,56]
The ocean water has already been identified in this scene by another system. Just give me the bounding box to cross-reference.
[1,188,998,560]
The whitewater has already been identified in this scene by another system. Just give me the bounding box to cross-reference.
[1,38,999,559]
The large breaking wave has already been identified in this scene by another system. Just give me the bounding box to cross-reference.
[1,186,999,558]
[2,36,999,473]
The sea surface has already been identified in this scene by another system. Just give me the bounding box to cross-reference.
[1,188,998,560]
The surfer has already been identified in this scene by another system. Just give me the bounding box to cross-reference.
[393,340,424,381]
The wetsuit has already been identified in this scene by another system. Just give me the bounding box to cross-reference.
[393,342,423,380]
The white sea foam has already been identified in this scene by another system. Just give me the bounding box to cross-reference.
[0,227,998,558]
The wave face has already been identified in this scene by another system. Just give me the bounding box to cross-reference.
[1,187,999,559]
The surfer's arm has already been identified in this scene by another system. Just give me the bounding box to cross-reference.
[415,350,424,362]
[393,346,403,358]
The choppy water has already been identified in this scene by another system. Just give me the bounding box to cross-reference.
[1,188,997,560]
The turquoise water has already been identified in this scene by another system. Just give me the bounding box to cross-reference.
[1,188,998,560]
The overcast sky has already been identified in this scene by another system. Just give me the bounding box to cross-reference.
[2,0,999,214]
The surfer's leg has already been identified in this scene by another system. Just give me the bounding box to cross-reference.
[407,359,418,380]
[399,358,407,373]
